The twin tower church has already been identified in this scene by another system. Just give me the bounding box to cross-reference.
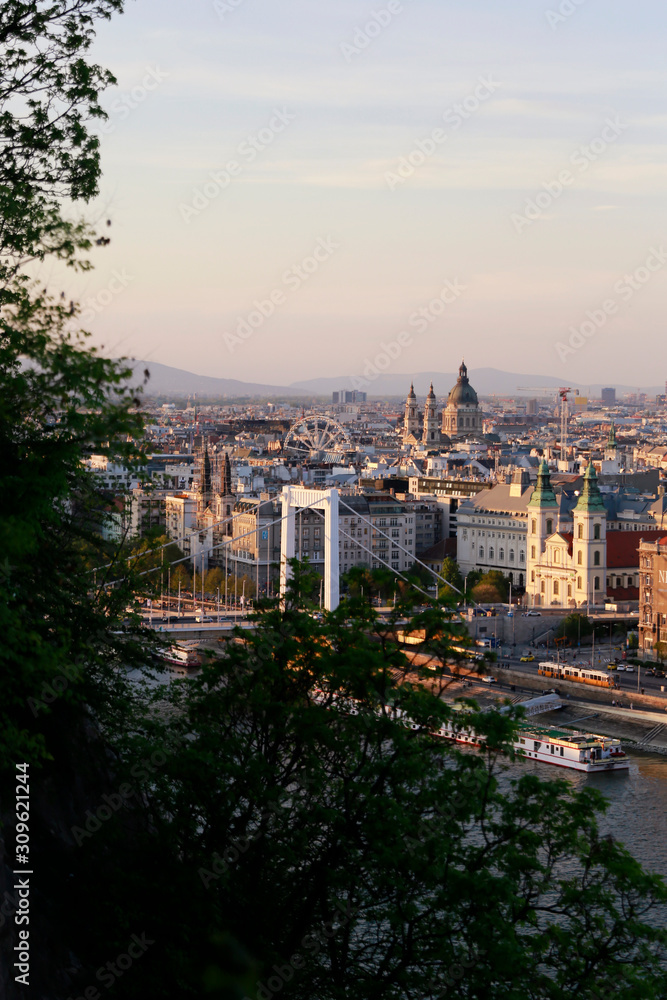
[402,361,481,446]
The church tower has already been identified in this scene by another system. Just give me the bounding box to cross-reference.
[442,360,480,438]
[422,382,439,447]
[526,460,558,607]
[573,462,607,607]
[214,451,235,536]
[403,383,420,443]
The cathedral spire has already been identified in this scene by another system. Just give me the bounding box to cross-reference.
[575,461,605,512]
[528,459,558,508]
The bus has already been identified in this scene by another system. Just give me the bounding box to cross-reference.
[537,662,615,688]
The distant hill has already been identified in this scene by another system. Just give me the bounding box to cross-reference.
[120,360,662,400]
[124,360,312,398]
[289,368,664,398]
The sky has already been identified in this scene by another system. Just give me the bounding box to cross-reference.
[52,0,667,388]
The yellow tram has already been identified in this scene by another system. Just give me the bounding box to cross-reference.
[537,662,615,688]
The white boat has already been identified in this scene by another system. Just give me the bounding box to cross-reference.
[437,711,629,772]
[161,642,201,669]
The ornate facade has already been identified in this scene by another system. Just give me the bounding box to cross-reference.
[441,361,480,439]
[402,361,481,449]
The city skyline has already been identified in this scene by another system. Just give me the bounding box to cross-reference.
[51,0,667,385]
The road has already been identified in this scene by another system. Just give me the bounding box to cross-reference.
[496,652,666,696]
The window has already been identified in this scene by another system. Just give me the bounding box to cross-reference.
[479,546,484,558]
[531,519,536,533]
[499,548,504,560]
[531,570,535,582]
[531,545,536,559]
[567,584,572,597]
[577,551,582,565]
[541,582,545,593]
[594,523,601,540]
[546,519,553,534]
[519,551,525,563]
[595,576,600,590]
[509,549,515,562]
[578,523,583,539]
[594,551,600,566]
[554,581,559,595]
[489,547,495,560]
[577,576,582,589]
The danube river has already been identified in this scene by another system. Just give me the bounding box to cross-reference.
[519,749,667,877]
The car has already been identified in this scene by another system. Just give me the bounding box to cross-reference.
[480,675,498,684]
[520,654,535,662]
[616,665,625,672]
[524,610,542,617]
[625,665,635,673]
[195,615,214,623]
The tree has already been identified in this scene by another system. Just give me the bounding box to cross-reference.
[556,613,593,644]
[78,580,667,999]
[170,564,192,593]
[0,0,125,285]
[205,567,225,594]
[438,556,464,600]
[470,571,509,604]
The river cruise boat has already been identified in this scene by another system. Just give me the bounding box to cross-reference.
[161,642,201,671]
[437,711,629,772]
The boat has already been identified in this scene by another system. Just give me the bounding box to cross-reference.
[161,641,201,670]
[436,708,629,772]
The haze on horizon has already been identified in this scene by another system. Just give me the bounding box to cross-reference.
[55,0,667,388]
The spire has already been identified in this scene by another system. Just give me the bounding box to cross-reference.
[575,461,605,512]
[459,359,467,379]
[427,381,435,400]
[607,421,617,448]
[407,382,416,399]
[528,459,558,508]
[220,451,233,497]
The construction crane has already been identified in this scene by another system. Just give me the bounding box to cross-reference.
[516,386,575,463]
[558,387,572,464]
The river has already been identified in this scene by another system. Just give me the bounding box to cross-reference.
[516,749,667,877]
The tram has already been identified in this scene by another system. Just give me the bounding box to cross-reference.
[537,662,615,688]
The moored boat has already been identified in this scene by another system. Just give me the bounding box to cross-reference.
[436,707,629,772]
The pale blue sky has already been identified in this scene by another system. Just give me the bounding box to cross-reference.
[57,0,667,387]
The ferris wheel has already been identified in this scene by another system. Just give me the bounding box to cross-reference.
[283,414,353,459]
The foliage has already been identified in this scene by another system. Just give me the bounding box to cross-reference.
[438,556,464,600]
[61,575,667,999]
[0,0,125,283]
[556,613,593,643]
[0,0,143,771]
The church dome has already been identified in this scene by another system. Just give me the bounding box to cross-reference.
[447,361,478,407]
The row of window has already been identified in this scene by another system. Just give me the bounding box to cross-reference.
[530,518,602,540]
[478,547,525,562]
